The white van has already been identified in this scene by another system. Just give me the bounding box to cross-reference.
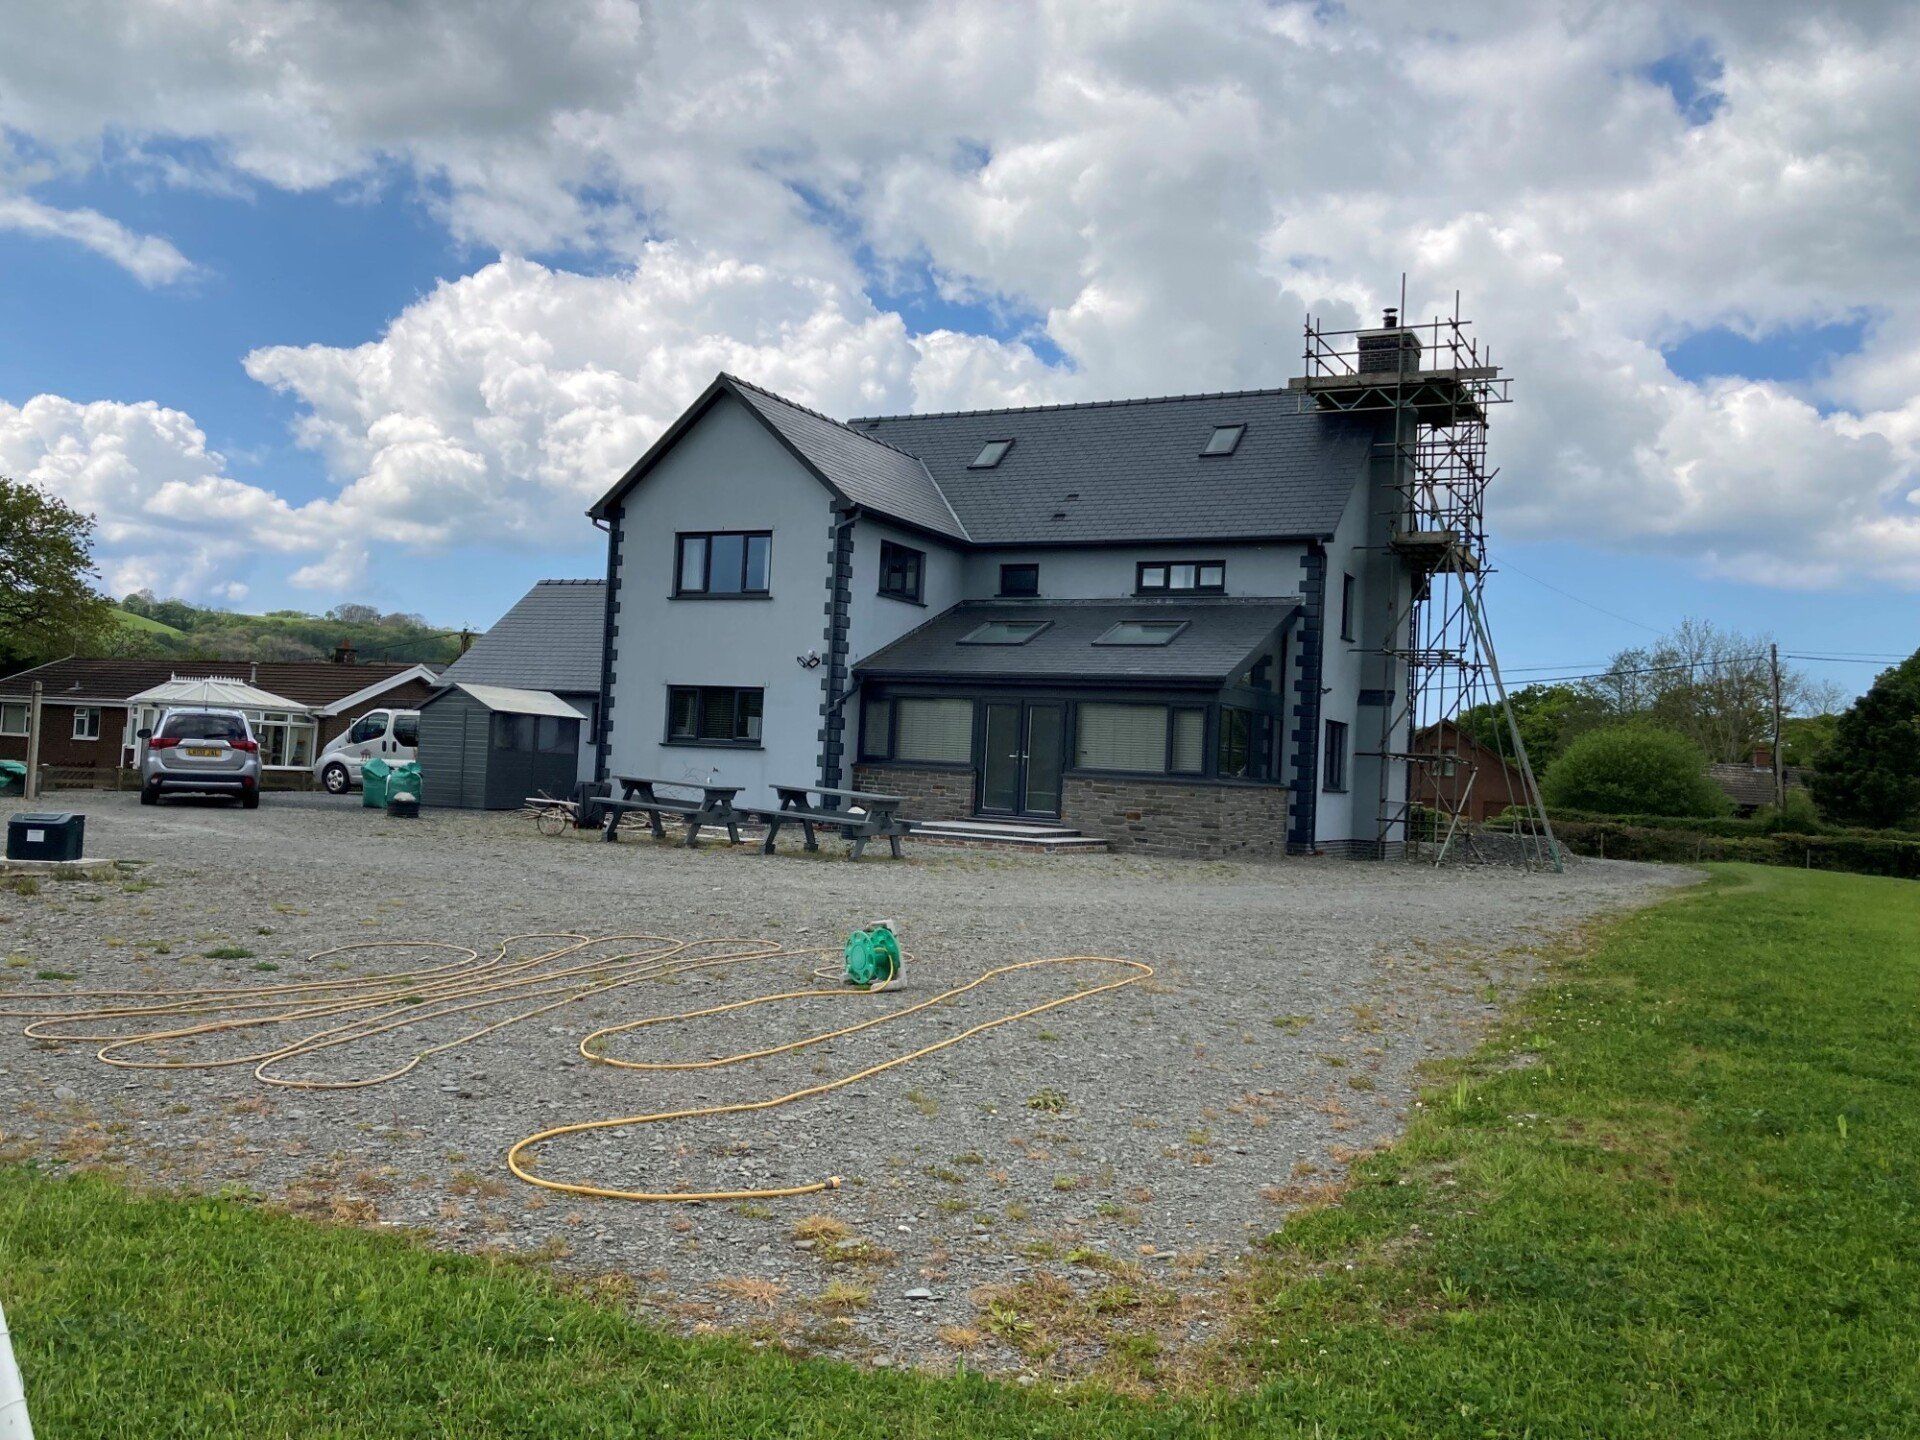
[313,708,420,794]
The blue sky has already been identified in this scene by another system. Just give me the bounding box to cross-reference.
[1,3,1915,707]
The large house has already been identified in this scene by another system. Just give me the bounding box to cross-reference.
[589,327,1444,856]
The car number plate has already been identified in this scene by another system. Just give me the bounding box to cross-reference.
[186,747,221,758]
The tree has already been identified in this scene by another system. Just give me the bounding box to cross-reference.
[1581,619,1839,763]
[1807,650,1920,829]
[1456,683,1607,770]
[0,476,115,668]
[1540,724,1730,817]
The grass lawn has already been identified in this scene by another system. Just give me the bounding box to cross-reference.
[3,864,1916,1437]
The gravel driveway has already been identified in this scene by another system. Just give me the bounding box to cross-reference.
[0,790,1684,1379]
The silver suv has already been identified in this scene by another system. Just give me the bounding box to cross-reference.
[139,708,262,808]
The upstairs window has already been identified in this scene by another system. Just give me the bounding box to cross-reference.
[878,540,925,603]
[969,439,1014,469]
[675,531,771,596]
[1136,560,1225,594]
[667,686,763,746]
[998,563,1040,597]
[1341,573,1357,641]
[1094,620,1188,647]
[1202,424,1245,456]
[959,619,1050,645]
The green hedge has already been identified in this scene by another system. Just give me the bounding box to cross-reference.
[1551,821,1920,880]
[1503,807,1920,842]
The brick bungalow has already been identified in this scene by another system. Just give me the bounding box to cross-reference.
[0,657,439,783]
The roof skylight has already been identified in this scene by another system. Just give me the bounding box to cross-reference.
[1093,620,1189,647]
[969,439,1014,468]
[959,619,1050,645]
[1201,424,1245,457]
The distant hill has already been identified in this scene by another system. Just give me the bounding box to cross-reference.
[107,594,464,665]
[112,607,185,638]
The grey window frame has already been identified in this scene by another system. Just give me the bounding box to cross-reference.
[1093,619,1190,647]
[958,619,1052,646]
[1323,719,1349,792]
[665,685,764,747]
[1201,423,1246,456]
[878,540,925,604]
[673,530,772,598]
[1135,560,1226,595]
[969,439,1014,469]
[998,563,1040,597]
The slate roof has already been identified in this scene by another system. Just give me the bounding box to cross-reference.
[1708,761,1806,812]
[440,580,605,695]
[0,658,434,708]
[854,598,1298,684]
[726,377,967,541]
[851,389,1378,545]
[590,372,1378,547]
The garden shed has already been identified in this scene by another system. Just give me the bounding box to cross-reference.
[417,683,585,810]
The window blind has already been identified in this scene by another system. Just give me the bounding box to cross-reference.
[1076,703,1168,773]
[895,698,972,763]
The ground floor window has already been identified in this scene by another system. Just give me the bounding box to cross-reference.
[0,703,25,737]
[72,707,102,741]
[1323,719,1349,792]
[254,711,316,769]
[893,698,971,763]
[1219,707,1277,781]
[1075,703,1171,773]
[667,686,763,746]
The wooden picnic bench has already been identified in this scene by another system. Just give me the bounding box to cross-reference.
[748,783,913,860]
[600,776,744,848]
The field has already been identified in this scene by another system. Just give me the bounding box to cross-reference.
[3,845,1916,1433]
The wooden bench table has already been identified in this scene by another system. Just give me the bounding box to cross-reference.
[601,776,744,848]
[750,783,912,860]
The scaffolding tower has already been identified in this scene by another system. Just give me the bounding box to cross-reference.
[1291,290,1560,869]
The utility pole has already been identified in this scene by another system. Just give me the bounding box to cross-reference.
[22,682,42,802]
[1770,643,1784,808]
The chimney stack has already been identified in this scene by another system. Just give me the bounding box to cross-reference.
[1751,743,1772,770]
[1357,307,1422,376]
[332,638,357,665]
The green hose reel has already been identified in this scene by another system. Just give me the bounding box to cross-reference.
[843,922,901,988]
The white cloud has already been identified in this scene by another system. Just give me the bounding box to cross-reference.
[2,0,1919,596]
[0,194,194,285]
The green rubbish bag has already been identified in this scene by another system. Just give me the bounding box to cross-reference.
[843,923,901,989]
[384,760,422,803]
[361,756,393,808]
[0,759,25,796]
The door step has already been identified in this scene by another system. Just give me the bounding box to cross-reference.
[911,818,1108,852]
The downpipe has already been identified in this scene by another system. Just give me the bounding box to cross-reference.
[0,1298,33,1440]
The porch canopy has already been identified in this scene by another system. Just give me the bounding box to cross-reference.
[854,597,1300,684]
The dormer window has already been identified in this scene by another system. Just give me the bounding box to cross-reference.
[1202,424,1245,456]
[970,439,1014,468]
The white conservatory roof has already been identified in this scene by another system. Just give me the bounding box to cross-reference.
[127,675,313,714]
